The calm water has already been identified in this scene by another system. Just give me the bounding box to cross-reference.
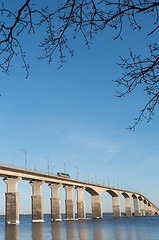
[1,215,159,240]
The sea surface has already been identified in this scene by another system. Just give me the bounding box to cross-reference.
[1,215,159,240]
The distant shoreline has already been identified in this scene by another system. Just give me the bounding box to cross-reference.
[0,212,127,218]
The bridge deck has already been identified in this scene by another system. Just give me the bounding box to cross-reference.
[0,164,158,211]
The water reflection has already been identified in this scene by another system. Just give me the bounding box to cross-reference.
[5,224,19,240]
[78,221,87,240]
[32,223,44,240]
[66,221,76,240]
[3,216,158,240]
[52,221,62,240]
[136,231,150,240]
[115,226,123,240]
[93,226,105,240]
[126,229,136,240]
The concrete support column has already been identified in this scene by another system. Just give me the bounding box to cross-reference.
[112,196,121,218]
[30,181,45,222]
[4,177,21,224]
[151,207,155,215]
[139,200,145,216]
[64,186,75,220]
[133,198,140,217]
[49,184,62,221]
[148,204,152,216]
[153,207,157,215]
[125,197,132,217]
[91,195,103,219]
[145,203,149,216]
[76,187,86,219]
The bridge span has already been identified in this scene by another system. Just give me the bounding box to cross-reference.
[0,164,158,224]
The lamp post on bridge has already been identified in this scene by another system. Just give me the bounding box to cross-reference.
[95,174,97,184]
[35,161,40,171]
[87,172,89,182]
[64,163,66,175]
[108,178,110,187]
[74,167,79,180]
[20,149,27,170]
[43,157,50,174]
[48,158,49,174]
[102,177,105,186]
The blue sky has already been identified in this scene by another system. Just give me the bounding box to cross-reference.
[0,1,159,214]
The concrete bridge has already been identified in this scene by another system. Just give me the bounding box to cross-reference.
[0,164,158,224]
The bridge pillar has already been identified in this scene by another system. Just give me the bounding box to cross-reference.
[133,197,140,216]
[112,196,121,218]
[4,177,21,224]
[49,184,62,221]
[64,186,75,220]
[76,187,86,219]
[151,207,155,215]
[148,203,152,216]
[125,196,132,217]
[91,195,103,219]
[29,181,45,222]
[139,200,145,216]
[144,202,149,216]
[153,207,157,215]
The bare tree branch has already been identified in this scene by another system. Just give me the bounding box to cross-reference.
[0,0,159,129]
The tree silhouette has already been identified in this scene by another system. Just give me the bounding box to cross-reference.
[0,0,159,129]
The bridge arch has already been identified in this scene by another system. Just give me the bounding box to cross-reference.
[119,192,132,217]
[85,186,105,196]
[106,190,121,218]
[138,196,143,201]
[85,187,99,196]
[132,194,138,199]
[106,190,118,197]
[138,196,145,216]
[85,186,105,219]
[121,192,130,198]
[131,194,140,216]
[144,199,148,204]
